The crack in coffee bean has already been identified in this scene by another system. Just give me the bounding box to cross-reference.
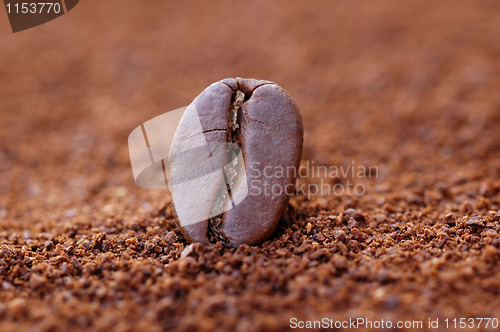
[207,89,246,244]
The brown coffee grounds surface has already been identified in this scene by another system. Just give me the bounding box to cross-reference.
[1,1,499,331]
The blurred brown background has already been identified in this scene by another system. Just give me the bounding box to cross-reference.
[1,1,499,331]
[1,1,499,210]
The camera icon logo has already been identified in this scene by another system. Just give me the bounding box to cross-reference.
[128,105,248,226]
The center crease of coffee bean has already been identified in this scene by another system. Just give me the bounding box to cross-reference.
[207,89,246,244]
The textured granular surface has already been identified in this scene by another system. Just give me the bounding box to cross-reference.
[0,1,499,331]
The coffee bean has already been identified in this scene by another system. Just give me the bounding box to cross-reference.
[170,78,303,246]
